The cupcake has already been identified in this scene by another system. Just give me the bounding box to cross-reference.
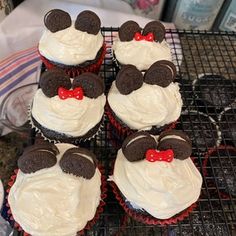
[38,9,106,77]
[107,61,182,145]
[192,74,236,113]
[110,130,202,224]
[31,69,106,143]
[178,110,221,153]
[8,142,106,235]
[203,145,236,198]
[168,201,228,236]
[113,20,172,71]
[218,103,236,147]
[0,180,3,211]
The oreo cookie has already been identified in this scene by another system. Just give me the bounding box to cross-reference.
[44,9,72,33]
[144,60,176,87]
[75,10,101,35]
[23,142,59,156]
[143,21,165,43]
[119,21,141,42]
[116,65,143,95]
[72,72,105,98]
[157,130,192,160]
[18,149,57,174]
[122,131,157,162]
[40,69,71,98]
[59,147,96,179]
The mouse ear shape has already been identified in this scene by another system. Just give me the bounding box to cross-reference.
[44,9,72,33]
[59,147,97,179]
[40,69,71,98]
[143,21,165,43]
[72,73,105,98]
[75,10,101,35]
[157,130,192,160]
[18,142,58,174]
[122,131,157,162]
[144,60,176,87]
[119,20,141,42]
[116,65,143,95]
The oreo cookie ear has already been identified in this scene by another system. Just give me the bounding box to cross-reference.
[116,65,143,95]
[122,131,157,162]
[144,60,176,87]
[119,20,141,42]
[18,142,58,174]
[44,9,72,33]
[72,73,105,98]
[40,69,71,98]
[157,130,192,160]
[75,10,101,35]
[59,147,97,179]
[143,21,165,43]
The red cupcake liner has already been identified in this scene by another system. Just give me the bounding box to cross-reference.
[203,145,236,199]
[105,103,177,148]
[110,181,197,225]
[39,43,106,78]
[6,166,107,236]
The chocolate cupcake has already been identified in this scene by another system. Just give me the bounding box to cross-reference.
[168,201,228,236]
[203,146,236,198]
[218,103,236,147]
[30,69,106,143]
[192,74,236,113]
[38,9,106,77]
[110,130,202,225]
[107,61,182,146]
[113,20,172,71]
[7,142,106,235]
[178,110,221,153]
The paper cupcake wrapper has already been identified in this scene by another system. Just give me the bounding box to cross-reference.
[110,181,197,225]
[106,103,177,148]
[6,166,107,236]
[39,43,106,78]
[28,104,105,144]
[203,145,236,199]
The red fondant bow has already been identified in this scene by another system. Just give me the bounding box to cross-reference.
[58,87,84,100]
[146,149,174,163]
[134,32,154,42]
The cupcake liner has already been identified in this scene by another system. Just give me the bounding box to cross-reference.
[202,145,236,199]
[110,181,197,225]
[39,43,106,78]
[28,104,105,144]
[6,166,107,236]
[106,103,177,148]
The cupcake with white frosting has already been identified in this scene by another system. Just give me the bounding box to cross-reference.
[110,130,202,224]
[38,9,106,77]
[31,69,106,143]
[107,61,182,146]
[113,20,172,71]
[8,142,106,236]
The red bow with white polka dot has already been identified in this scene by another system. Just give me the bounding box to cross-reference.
[146,149,174,163]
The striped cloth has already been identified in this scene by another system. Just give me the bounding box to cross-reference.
[0,46,41,98]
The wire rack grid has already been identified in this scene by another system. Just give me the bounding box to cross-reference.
[15,28,236,236]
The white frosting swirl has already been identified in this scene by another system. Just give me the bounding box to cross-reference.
[107,82,182,130]
[38,25,104,65]
[31,89,106,137]
[113,39,172,71]
[8,143,101,236]
[111,149,202,219]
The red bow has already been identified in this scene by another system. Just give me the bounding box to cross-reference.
[146,149,174,163]
[134,32,154,42]
[58,87,84,100]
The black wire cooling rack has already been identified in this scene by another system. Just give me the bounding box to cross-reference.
[15,28,236,236]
